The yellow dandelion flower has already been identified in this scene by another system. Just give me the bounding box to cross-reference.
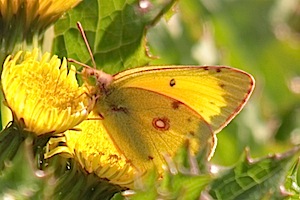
[0,0,81,32]
[1,49,91,135]
[0,0,81,65]
[45,111,141,189]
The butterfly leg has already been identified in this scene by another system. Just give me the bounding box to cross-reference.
[86,113,104,120]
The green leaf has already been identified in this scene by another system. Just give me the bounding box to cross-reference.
[158,172,211,200]
[209,147,300,199]
[283,158,300,199]
[130,143,212,200]
[52,0,176,74]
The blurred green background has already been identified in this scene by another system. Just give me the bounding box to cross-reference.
[147,0,300,166]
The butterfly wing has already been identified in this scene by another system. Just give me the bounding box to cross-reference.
[112,66,255,133]
[93,65,254,172]
[95,86,214,172]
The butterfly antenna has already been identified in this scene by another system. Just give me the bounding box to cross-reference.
[77,21,97,69]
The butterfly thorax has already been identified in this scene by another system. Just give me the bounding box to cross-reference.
[93,84,121,117]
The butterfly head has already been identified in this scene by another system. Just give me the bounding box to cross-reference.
[82,66,114,92]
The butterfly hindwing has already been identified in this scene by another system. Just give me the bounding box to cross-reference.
[95,86,214,172]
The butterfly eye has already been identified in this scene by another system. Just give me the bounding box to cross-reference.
[169,78,176,87]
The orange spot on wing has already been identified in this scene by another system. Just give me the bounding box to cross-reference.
[152,117,170,131]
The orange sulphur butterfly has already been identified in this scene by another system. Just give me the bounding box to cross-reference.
[70,22,254,182]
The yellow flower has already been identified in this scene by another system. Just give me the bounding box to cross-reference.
[1,49,91,135]
[0,0,81,32]
[45,111,140,188]
[0,0,82,66]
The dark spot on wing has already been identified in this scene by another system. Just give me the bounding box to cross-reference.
[189,131,195,136]
[172,101,182,109]
[111,105,128,113]
[203,67,209,70]
[148,155,154,160]
[169,78,176,87]
[216,68,221,73]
